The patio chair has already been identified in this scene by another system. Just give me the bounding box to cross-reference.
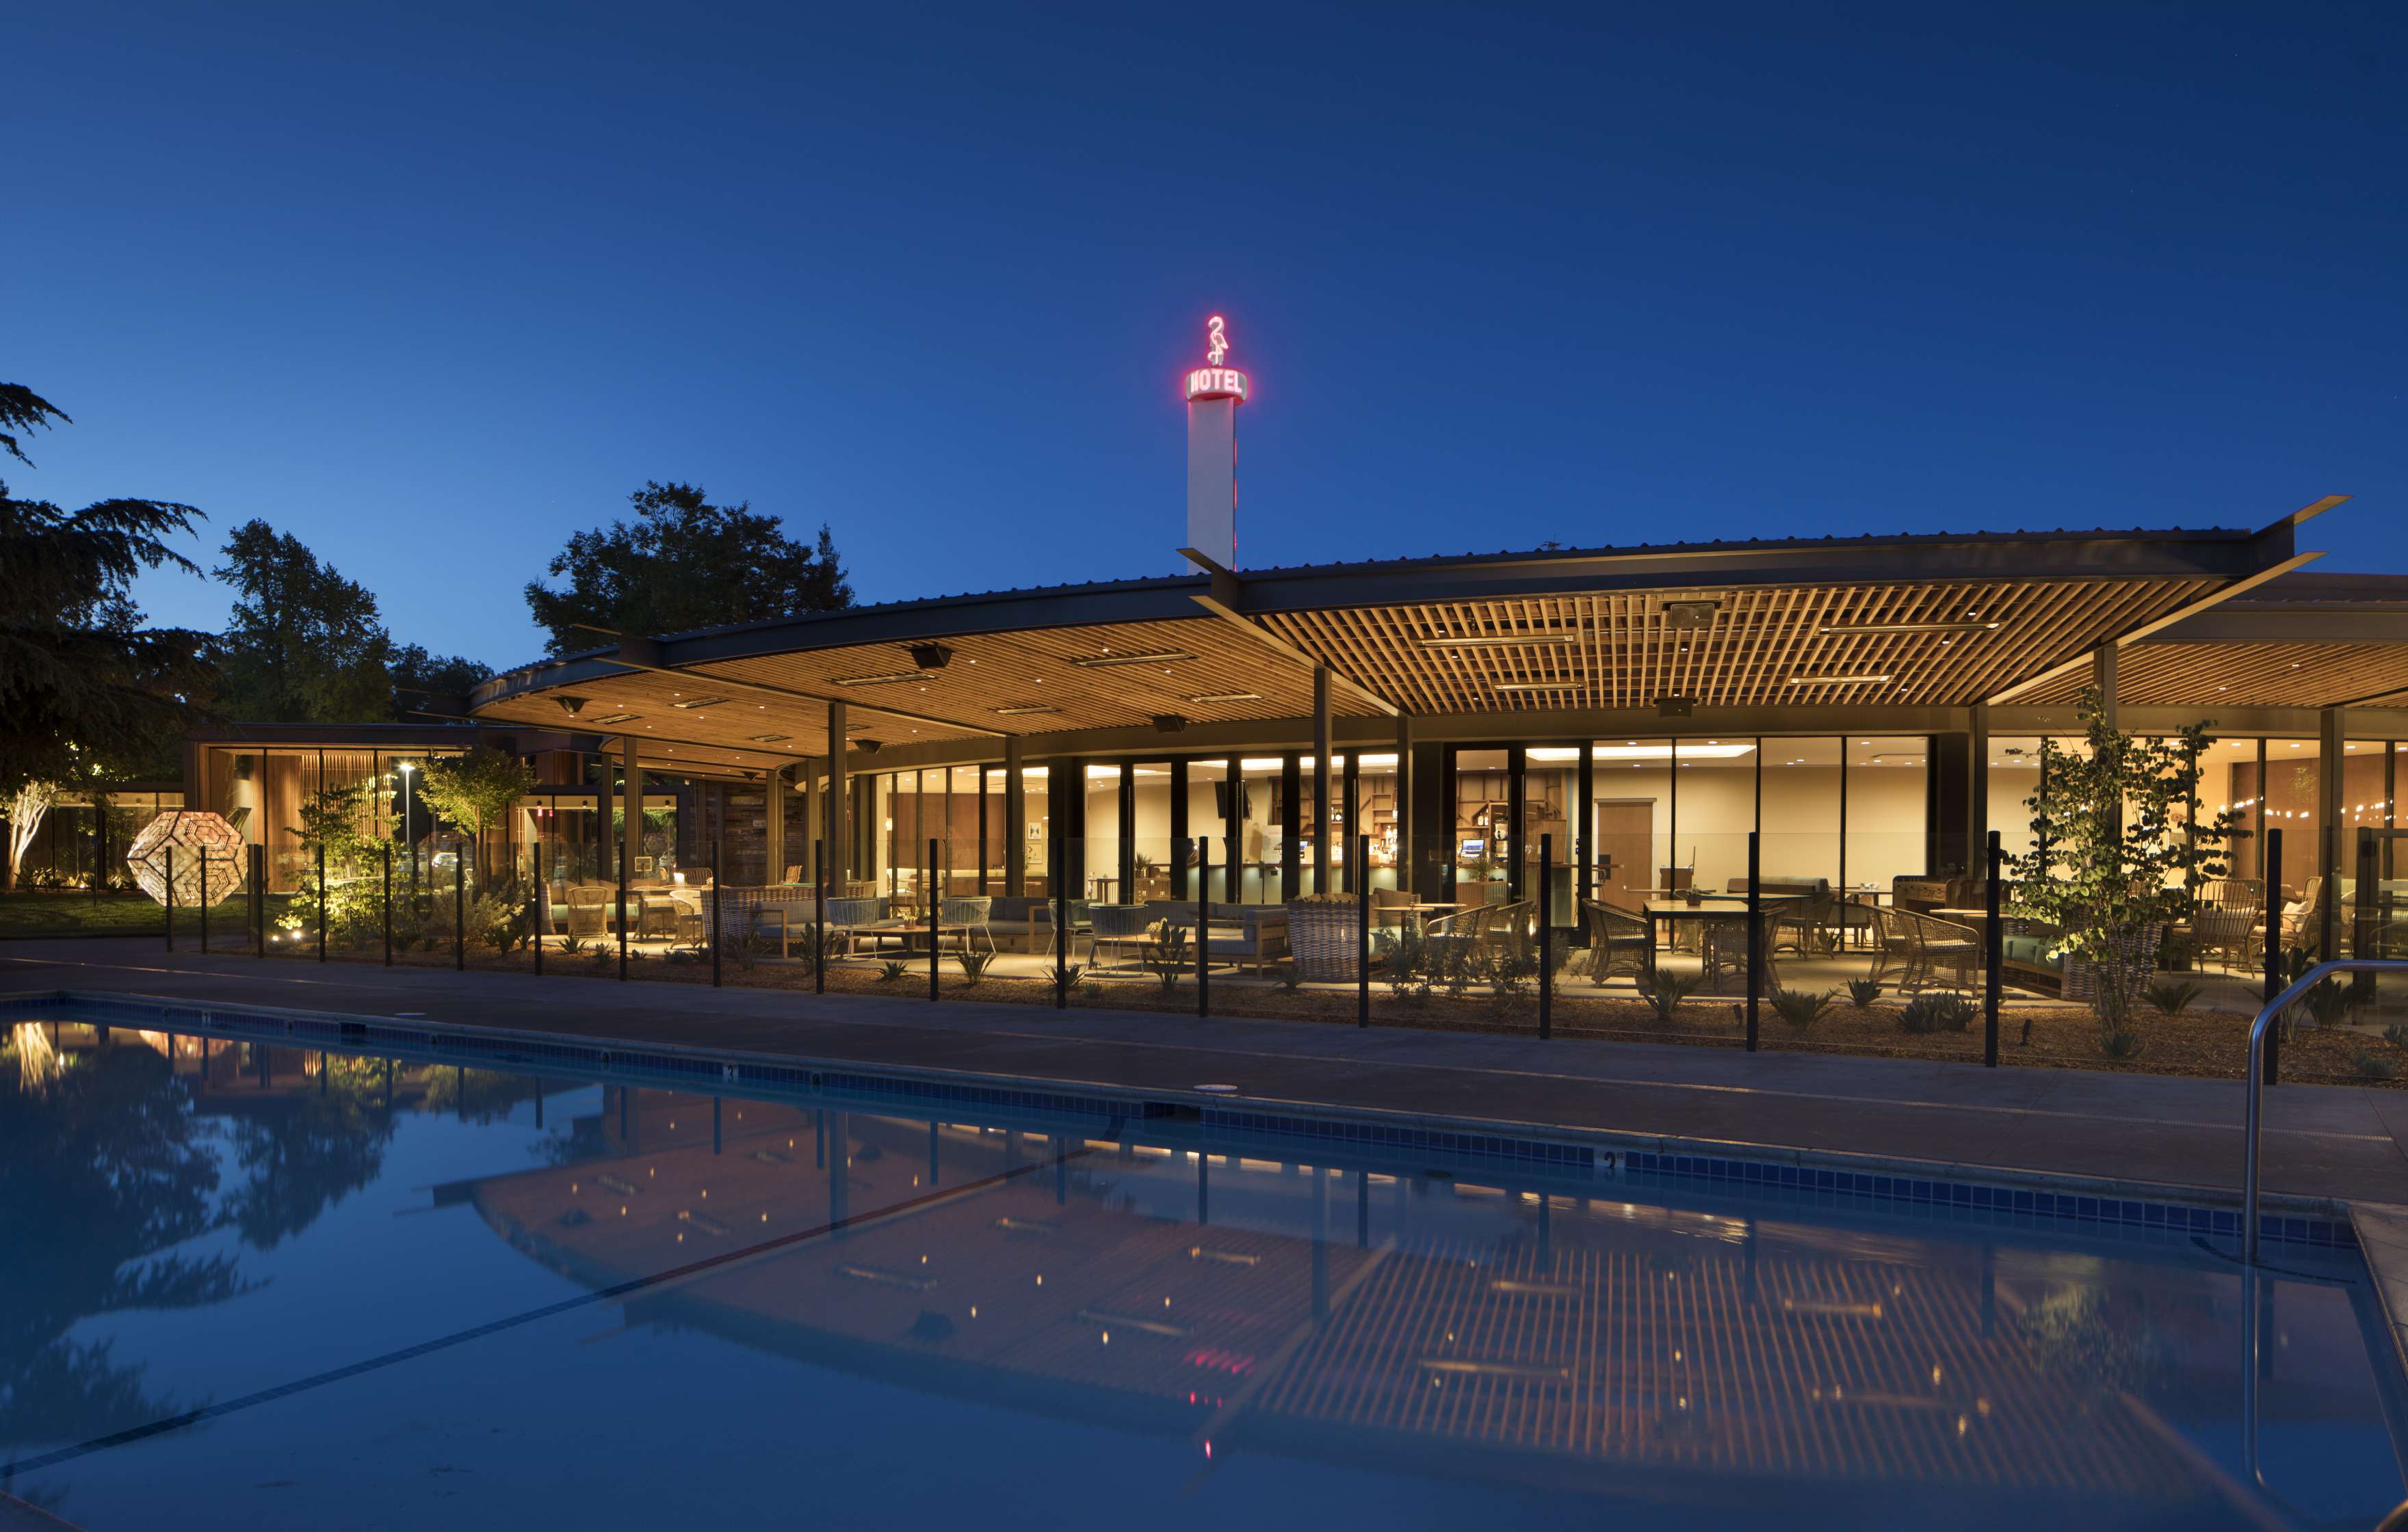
[823,895,903,956]
[1370,886,1416,932]
[1770,891,1837,957]
[1698,912,1763,992]
[1580,898,1653,986]
[2201,878,2263,913]
[1872,906,1978,992]
[1086,903,1155,974]
[563,883,610,940]
[2192,906,2257,974]
[939,895,995,955]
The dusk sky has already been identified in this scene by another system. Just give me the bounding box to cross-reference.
[14,2,2403,671]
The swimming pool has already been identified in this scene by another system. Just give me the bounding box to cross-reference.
[4,1003,2403,1529]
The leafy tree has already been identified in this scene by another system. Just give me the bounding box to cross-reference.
[388,641,489,717]
[524,481,852,655]
[213,519,393,724]
[418,746,534,853]
[2007,689,2232,1048]
[0,380,214,813]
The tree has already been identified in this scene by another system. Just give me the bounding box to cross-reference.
[0,378,214,813]
[524,481,853,655]
[213,520,393,724]
[417,746,534,855]
[7,780,58,881]
[2007,689,2232,1051]
[388,642,489,717]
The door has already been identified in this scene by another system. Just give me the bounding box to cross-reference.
[1593,799,1654,903]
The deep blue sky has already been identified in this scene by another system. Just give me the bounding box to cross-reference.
[14,1,2403,670]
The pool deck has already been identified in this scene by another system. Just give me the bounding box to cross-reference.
[12,937,2408,1213]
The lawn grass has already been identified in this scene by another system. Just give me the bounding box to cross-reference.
[0,890,172,938]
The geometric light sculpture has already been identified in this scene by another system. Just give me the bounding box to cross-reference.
[125,810,249,908]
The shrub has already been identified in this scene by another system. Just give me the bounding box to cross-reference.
[2384,1022,2408,1052]
[2355,1051,2400,1081]
[956,950,994,986]
[1846,977,1882,1010]
[2099,1026,2145,1061]
[1139,923,1190,993]
[878,960,908,982]
[2141,979,2203,1017]
[1769,987,1835,1029]
[1898,992,1976,1035]
[1644,970,1700,1025]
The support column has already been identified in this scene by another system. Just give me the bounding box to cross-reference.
[1312,665,1332,893]
[2093,643,2119,728]
[2320,705,2344,959]
[1967,702,1991,882]
[827,702,848,889]
[765,764,786,883]
[800,761,818,884]
[621,735,641,885]
[1394,713,1413,889]
[1003,735,1025,897]
[1575,735,1595,910]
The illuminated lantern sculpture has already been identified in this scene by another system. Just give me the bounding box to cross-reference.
[125,811,250,908]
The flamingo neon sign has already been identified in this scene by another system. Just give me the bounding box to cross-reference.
[1184,315,1248,402]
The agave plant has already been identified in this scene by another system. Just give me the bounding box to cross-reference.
[1846,977,1882,1010]
[1768,986,1835,1028]
[2140,978,2203,1017]
[2098,1025,2145,1061]
[1898,991,1976,1035]
[2356,1051,2400,1081]
[878,960,909,982]
[956,950,994,986]
[1644,970,1701,1024]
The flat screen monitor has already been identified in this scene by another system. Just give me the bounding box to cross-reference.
[1459,836,1487,860]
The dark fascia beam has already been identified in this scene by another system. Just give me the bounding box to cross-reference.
[650,583,1205,666]
[1221,523,2336,616]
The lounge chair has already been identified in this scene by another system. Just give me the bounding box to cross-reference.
[1580,898,1653,986]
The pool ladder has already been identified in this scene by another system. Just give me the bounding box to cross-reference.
[2242,959,2408,1266]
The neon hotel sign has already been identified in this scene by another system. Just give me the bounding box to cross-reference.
[1183,315,1249,401]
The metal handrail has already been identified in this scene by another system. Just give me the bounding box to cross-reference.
[2244,958,2408,1264]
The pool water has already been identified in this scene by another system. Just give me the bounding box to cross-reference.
[3,1015,2404,1531]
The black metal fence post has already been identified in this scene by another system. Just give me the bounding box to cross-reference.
[1983,831,2002,1067]
[1196,835,1211,1018]
[163,847,174,952]
[1358,832,1372,1029]
[1054,835,1068,1009]
[1744,830,1760,1053]
[454,854,465,970]
[2355,826,2379,1007]
[533,864,545,977]
[2264,827,2283,1086]
[928,837,941,1001]
[813,837,826,996]
[617,846,629,981]
[316,843,327,962]
[198,847,209,953]
[252,845,265,958]
[382,845,393,966]
[709,837,722,988]
[1538,833,1553,1040]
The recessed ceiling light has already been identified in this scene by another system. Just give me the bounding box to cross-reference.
[1415,632,1577,649]
[748,733,791,743]
[1190,691,1264,704]
[993,705,1060,715]
[669,696,729,710]
[1492,681,1582,693]
[833,671,934,687]
[1787,675,1893,686]
[588,713,640,726]
[1816,621,2000,635]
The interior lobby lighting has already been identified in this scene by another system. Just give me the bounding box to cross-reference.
[1816,620,2001,635]
[668,695,731,710]
[833,670,934,687]
[1786,674,1892,686]
[1069,650,1194,668]
[1528,743,1755,761]
[1189,691,1263,703]
[1415,631,1577,648]
[993,704,1060,715]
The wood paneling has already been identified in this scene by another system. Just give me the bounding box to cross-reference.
[2017,640,2408,709]
[1258,579,2221,713]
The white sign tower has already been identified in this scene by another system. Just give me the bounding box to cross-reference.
[1180,315,1249,572]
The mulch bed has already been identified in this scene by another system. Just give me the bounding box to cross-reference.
[216,938,2408,1089]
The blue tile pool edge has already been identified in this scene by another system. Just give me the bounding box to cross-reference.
[3,986,2357,1253]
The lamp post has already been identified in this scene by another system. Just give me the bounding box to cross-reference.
[397,761,418,903]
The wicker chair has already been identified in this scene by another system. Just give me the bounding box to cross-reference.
[1370,886,1417,932]
[1698,913,1762,992]
[563,883,610,939]
[2201,878,2264,913]
[1581,898,1654,986]
[2192,906,2257,974]
[1872,906,1979,992]
[1770,892,1836,957]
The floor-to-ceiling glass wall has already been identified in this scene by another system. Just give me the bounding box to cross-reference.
[1128,761,1175,903]
[1452,749,1510,905]
[1354,752,1400,895]
[1844,737,1928,895]
[1238,757,1280,903]
[1675,738,1761,895]
[1187,758,1231,903]
[1523,748,1579,929]
[1588,741,1672,906]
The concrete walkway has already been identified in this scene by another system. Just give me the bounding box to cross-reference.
[10,937,2408,1210]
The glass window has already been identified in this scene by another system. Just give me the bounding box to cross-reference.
[1453,749,1510,903]
[1846,737,1927,893]
[1681,737,1766,895]
[1083,763,1122,904]
[1238,757,1280,904]
[1587,739,1671,904]
[1521,748,1579,926]
[1354,752,1400,895]
[1186,759,1231,903]
[1129,762,1174,902]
